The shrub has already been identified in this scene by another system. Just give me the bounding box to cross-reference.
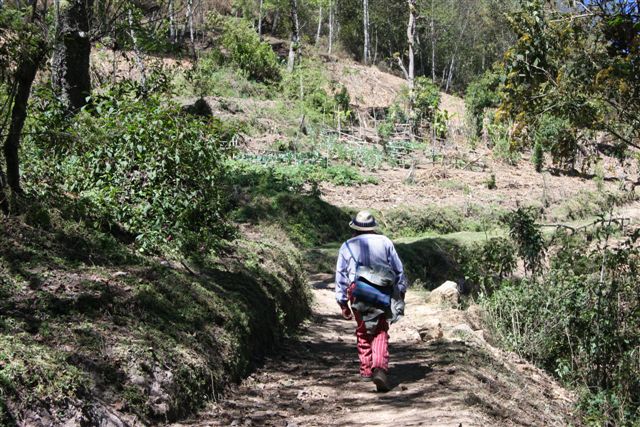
[482,230,640,425]
[486,173,497,190]
[334,85,351,113]
[533,114,578,169]
[382,206,464,236]
[221,18,281,82]
[460,237,517,292]
[413,76,440,123]
[550,190,631,221]
[23,84,234,254]
[503,207,546,275]
[280,60,336,122]
[490,119,521,165]
[465,70,502,137]
[532,140,545,172]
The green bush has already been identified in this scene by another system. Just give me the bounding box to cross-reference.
[532,140,545,172]
[334,85,351,113]
[503,207,546,275]
[482,230,640,425]
[280,60,337,124]
[383,206,465,236]
[413,76,440,123]
[533,114,578,169]
[489,119,521,165]
[184,57,273,99]
[23,84,234,254]
[460,237,517,292]
[550,190,632,221]
[221,18,281,83]
[465,70,502,137]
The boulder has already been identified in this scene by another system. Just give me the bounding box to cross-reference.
[427,281,460,306]
[419,319,444,342]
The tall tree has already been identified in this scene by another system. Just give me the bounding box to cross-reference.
[258,0,264,37]
[51,0,94,112]
[168,0,176,43]
[1,2,48,207]
[287,0,300,72]
[363,0,370,64]
[315,2,323,45]
[328,0,334,53]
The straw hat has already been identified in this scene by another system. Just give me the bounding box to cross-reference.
[349,210,378,231]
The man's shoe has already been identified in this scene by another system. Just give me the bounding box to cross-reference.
[372,368,391,392]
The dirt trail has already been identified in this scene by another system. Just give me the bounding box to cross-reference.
[174,274,577,427]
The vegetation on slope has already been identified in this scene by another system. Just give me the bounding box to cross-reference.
[0,212,310,424]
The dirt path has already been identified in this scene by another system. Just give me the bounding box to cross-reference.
[174,274,577,427]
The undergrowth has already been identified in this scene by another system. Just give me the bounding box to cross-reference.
[0,213,311,424]
[481,218,640,426]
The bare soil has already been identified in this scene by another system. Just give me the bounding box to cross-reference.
[174,274,577,427]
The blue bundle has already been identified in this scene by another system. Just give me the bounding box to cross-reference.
[352,280,392,308]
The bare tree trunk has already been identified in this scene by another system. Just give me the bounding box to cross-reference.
[363,0,370,64]
[258,0,264,38]
[445,12,468,92]
[272,10,280,34]
[445,55,454,92]
[373,27,378,64]
[430,0,436,82]
[315,4,322,46]
[0,169,8,214]
[187,0,195,57]
[169,0,176,43]
[407,0,417,133]
[407,0,416,89]
[287,0,300,72]
[3,45,45,199]
[51,0,94,112]
[395,56,409,80]
[128,8,147,91]
[328,0,334,54]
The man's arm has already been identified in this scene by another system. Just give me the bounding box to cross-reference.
[335,244,351,304]
[387,242,407,296]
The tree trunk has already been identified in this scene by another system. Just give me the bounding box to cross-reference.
[187,0,195,57]
[272,10,280,34]
[328,0,333,54]
[287,0,300,72]
[0,168,8,214]
[445,13,468,92]
[407,0,417,115]
[169,0,176,43]
[315,5,322,46]
[407,0,416,87]
[128,8,147,91]
[445,55,454,92]
[3,45,45,198]
[51,0,94,112]
[363,0,370,64]
[258,0,264,38]
[430,0,436,82]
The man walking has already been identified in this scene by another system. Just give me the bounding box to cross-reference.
[335,210,407,392]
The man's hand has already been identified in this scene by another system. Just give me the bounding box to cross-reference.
[340,303,353,320]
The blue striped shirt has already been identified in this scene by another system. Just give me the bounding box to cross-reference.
[335,233,408,304]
